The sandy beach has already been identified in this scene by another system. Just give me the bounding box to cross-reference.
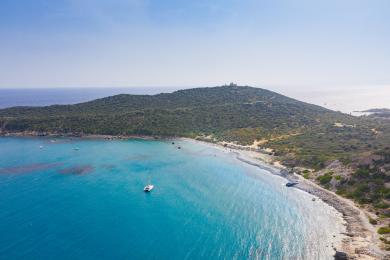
[184,138,389,260]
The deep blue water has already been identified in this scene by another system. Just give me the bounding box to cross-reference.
[0,88,179,108]
[0,138,343,259]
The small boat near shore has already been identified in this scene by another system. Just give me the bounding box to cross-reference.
[286,182,298,187]
[144,184,154,192]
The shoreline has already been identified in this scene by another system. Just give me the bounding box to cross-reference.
[183,138,387,259]
[1,132,387,259]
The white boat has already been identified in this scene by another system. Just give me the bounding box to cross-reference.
[39,145,44,149]
[144,184,154,192]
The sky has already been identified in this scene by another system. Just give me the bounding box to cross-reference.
[0,0,389,89]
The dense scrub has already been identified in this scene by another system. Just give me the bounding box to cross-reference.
[0,85,340,137]
[333,149,390,215]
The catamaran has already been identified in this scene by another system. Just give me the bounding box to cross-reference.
[144,184,154,192]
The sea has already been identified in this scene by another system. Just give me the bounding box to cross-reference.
[272,84,390,114]
[0,137,344,259]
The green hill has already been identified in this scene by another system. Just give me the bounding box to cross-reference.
[0,85,350,136]
[2,84,389,168]
[1,85,390,239]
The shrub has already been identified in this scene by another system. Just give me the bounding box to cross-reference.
[317,174,332,185]
[334,175,342,181]
[374,202,389,209]
[378,227,390,235]
[369,217,378,225]
[380,237,390,244]
[336,188,346,195]
[355,168,370,178]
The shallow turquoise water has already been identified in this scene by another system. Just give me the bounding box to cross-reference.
[0,137,343,259]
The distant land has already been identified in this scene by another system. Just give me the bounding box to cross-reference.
[1,85,390,255]
[352,108,390,119]
[363,109,390,113]
[364,109,390,119]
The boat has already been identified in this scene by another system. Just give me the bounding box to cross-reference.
[285,182,298,187]
[73,147,80,151]
[144,184,154,192]
[39,145,44,149]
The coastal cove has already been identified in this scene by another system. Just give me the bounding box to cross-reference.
[1,0,389,257]
[189,138,387,259]
[0,136,345,259]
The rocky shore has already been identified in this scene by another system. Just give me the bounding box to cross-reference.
[207,142,389,260]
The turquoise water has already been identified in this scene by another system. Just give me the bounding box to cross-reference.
[0,137,343,259]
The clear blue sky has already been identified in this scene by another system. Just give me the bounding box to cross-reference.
[0,0,389,88]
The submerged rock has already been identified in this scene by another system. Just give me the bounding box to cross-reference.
[0,162,63,174]
[58,165,94,175]
[334,251,348,260]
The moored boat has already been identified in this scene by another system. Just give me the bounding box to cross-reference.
[144,184,154,192]
[286,182,298,187]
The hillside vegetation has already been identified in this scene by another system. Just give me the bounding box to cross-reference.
[1,85,389,163]
[0,85,354,136]
[1,85,390,239]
